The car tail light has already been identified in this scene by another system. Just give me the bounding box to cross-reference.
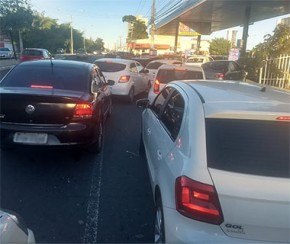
[119,75,130,83]
[153,79,160,94]
[30,85,53,89]
[276,116,290,121]
[215,73,225,80]
[175,176,224,225]
[73,103,93,119]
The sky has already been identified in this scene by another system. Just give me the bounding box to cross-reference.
[29,0,290,50]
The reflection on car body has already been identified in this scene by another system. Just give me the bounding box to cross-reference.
[0,209,35,244]
[0,60,114,152]
[137,80,290,243]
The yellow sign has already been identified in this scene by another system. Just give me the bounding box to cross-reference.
[179,22,200,36]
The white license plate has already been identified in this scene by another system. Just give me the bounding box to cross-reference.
[13,132,48,144]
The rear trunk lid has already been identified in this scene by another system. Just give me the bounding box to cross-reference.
[205,118,290,242]
[0,87,89,125]
[209,169,290,242]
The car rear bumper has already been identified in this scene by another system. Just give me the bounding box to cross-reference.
[164,207,269,243]
[0,122,96,146]
[111,83,131,96]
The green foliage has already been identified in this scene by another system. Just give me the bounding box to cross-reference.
[122,15,148,41]
[209,38,231,55]
[0,0,33,34]
[85,38,105,53]
[238,23,290,82]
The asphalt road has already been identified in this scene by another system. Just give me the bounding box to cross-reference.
[0,95,155,243]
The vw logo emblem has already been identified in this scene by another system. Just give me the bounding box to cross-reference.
[25,105,35,114]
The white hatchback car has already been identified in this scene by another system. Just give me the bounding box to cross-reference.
[0,209,35,243]
[144,59,183,85]
[147,64,205,104]
[137,80,290,243]
[94,58,150,102]
[185,55,213,66]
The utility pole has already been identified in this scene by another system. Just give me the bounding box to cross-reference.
[70,15,74,54]
[150,0,156,55]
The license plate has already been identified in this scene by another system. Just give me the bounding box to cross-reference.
[13,132,48,144]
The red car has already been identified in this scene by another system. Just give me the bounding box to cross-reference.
[19,48,52,62]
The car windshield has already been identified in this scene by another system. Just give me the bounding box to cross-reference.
[206,118,290,178]
[156,69,204,83]
[94,61,126,72]
[1,65,88,91]
[0,48,10,51]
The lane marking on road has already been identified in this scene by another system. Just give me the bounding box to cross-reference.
[82,139,104,243]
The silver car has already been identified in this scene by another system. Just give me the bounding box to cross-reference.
[0,47,13,59]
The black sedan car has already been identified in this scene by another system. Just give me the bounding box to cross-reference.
[0,60,114,152]
[201,60,247,81]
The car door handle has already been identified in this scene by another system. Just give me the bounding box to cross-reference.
[157,150,162,160]
[147,128,151,135]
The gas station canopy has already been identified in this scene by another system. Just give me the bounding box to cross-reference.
[154,0,290,35]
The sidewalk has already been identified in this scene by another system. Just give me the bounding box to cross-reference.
[0,59,19,70]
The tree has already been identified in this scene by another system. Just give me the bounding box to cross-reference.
[0,0,33,56]
[238,23,290,82]
[209,38,231,55]
[122,15,148,41]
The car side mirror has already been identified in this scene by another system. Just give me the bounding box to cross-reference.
[136,98,150,108]
[107,80,115,86]
[140,69,149,74]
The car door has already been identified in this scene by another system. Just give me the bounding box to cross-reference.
[143,87,185,185]
[136,61,148,92]
[129,62,142,94]
[95,67,112,116]
[91,68,107,118]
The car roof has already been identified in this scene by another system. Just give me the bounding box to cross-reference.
[157,64,203,72]
[172,80,290,115]
[95,58,134,65]
[16,59,93,69]
[23,48,48,51]
[147,59,182,64]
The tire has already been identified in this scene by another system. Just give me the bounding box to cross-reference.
[127,87,135,103]
[155,196,165,243]
[87,118,103,153]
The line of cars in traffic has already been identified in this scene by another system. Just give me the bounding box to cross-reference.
[1,49,288,243]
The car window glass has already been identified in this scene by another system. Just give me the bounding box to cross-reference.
[135,62,144,72]
[151,87,172,116]
[160,90,184,140]
[145,62,163,69]
[129,63,138,73]
[157,69,203,84]
[23,50,42,56]
[96,68,106,84]
[206,119,290,178]
[94,61,126,72]
[0,65,88,92]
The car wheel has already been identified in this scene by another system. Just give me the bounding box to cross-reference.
[87,118,103,153]
[127,87,135,103]
[155,196,165,243]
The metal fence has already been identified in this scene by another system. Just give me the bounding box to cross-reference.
[259,54,290,89]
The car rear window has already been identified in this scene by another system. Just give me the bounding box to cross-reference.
[202,61,228,72]
[206,118,290,178]
[0,48,10,51]
[145,62,163,69]
[156,69,203,84]
[22,50,43,56]
[187,58,204,63]
[1,65,88,92]
[94,61,126,72]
